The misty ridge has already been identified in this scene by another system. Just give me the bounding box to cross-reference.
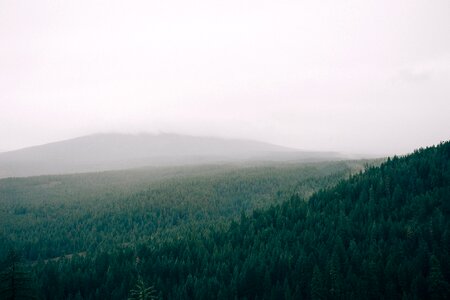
[1,1,449,299]
[0,133,348,178]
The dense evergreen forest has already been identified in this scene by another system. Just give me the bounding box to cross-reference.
[0,161,362,262]
[1,141,450,299]
[0,160,364,299]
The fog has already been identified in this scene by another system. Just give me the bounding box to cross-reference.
[0,133,348,178]
[1,0,449,155]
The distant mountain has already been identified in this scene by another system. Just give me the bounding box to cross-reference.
[0,133,342,178]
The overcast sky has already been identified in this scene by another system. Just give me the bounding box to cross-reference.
[1,0,449,155]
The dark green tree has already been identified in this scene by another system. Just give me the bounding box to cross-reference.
[311,265,326,300]
[428,255,449,300]
[0,249,37,300]
[128,277,158,300]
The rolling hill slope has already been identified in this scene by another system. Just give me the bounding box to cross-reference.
[127,141,449,299]
[0,133,342,178]
[38,140,447,299]
[2,140,448,299]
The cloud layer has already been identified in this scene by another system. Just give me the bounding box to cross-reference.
[1,0,449,155]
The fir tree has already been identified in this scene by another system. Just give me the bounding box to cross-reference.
[428,255,450,300]
[0,249,37,300]
[128,277,158,300]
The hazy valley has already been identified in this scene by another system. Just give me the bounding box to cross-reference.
[1,138,449,299]
[1,0,449,298]
[0,133,345,179]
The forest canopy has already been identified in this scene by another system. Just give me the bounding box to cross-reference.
[1,141,449,299]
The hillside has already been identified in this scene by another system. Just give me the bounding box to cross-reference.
[0,133,342,178]
[119,141,447,299]
[0,160,364,262]
[2,141,448,299]
[18,141,448,299]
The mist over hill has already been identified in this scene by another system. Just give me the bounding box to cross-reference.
[0,133,343,178]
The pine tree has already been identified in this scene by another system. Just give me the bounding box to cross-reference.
[0,249,37,300]
[329,252,343,299]
[128,277,158,300]
[311,265,326,300]
[428,255,450,300]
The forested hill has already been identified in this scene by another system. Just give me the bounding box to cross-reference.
[20,142,449,299]
[122,141,449,299]
[2,142,449,299]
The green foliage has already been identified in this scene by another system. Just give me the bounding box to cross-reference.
[0,249,36,300]
[2,141,450,299]
[107,141,447,299]
[128,277,158,300]
[0,161,358,261]
[428,255,449,300]
[311,265,326,300]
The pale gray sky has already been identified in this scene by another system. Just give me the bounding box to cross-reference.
[1,0,449,155]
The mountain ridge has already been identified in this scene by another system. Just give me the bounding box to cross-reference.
[0,133,342,178]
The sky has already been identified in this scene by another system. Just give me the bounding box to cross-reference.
[0,0,449,155]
